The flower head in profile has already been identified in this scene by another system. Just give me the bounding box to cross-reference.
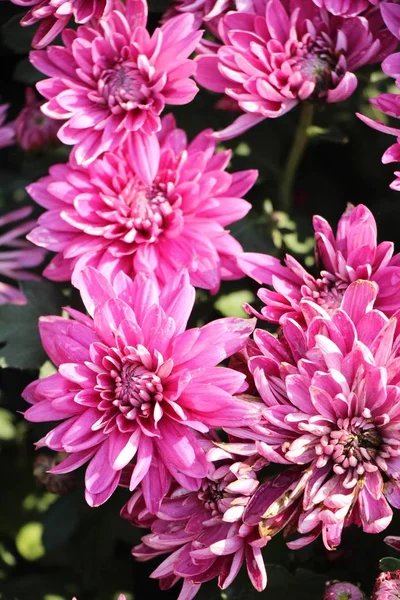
[358,2,400,190]
[125,448,268,600]
[238,204,400,325]
[0,104,15,149]
[15,89,59,152]
[11,0,112,49]
[27,114,256,292]
[0,207,46,305]
[195,0,395,139]
[233,280,400,550]
[31,1,202,180]
[371,571,400,600]
[23,268,260,510]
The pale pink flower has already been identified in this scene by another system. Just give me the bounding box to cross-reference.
[15,89,59,152]
[0,207,46,305]
[233,280,400,550]
[31,2,202,182]
[23,267,260,510]
[125,450,268,600]
[0,104,15,149]
[162,0,232,37]
[372,571,400,600]
[11,0,112,49]
[27,114,256,292]
[323,581,366,600]
[358,3,400,190]
[238,204,400,325]
[195,0,395,139]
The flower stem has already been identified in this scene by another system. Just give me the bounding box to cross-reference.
[279,102,314,214]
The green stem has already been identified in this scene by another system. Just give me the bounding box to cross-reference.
[279,102,314,214]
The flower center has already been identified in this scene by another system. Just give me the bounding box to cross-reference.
[198,479,226,515]
[113,362,163,420]
[117,181,174,243]
[100,63,145,109]
[302,272,347,311]
[318,416,382,478]
[298,46,340,96]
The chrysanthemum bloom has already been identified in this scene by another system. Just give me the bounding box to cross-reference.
[163,0,231,37]
[195,0,395,139]
[371,571,400,600]
[31,2,202,181]
[357,3,400,190]
[232,280,400,550]
[312,0,379,16]
[238,203,400,325]
[15,89,59,152]
[11,0,112,49]
[323,581,366,600]
[125,452,268,600]
[27,114,255,292]
[0,104,15,149]
[23,267,260,509]
[0,207,46,305]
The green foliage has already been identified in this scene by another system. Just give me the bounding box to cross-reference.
[0,280,64,369]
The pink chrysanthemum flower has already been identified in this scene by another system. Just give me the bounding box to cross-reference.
[11,0,112,49]
[0,104,15,149]
[371,571,400,600]
[238,204,400,325]
[323,581,366,600]
[312,0,380,16]
[358,3,400,191]
[23,267,260,509]
[27,114,256,292]
[15,89,59,152]
[31,1,202,181]
[232,280,400,550]
[124,451,268,600]
[0,207,46,305]
[195,0,395,139]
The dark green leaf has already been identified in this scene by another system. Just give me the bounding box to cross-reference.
[0,280,64,369]
[1,14,36,55]
[380,557,400,572]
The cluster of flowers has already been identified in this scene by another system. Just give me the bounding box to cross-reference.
[2,0,400,598]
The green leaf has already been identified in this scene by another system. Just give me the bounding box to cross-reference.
[0,280,64,369]
[215,290,255,318]
[0,408,17,440]
[16,522,45,561]
[13,58,42,85]
[42,493,80,552]
[380,557,400,572]
[1,14,36,54]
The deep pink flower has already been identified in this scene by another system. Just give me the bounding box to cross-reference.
[232,280,400,550]
[312,0,379,15]
[195,0,395,139]
[125,450,268,600]
[238,204,400,325]
[358,3,400,190]
[27,114,256,292]
[23,267,260,509]
[15,89,59,152]
[0,207,46,305]
[0,104,15,149]
[372,571,400,600]
[11,0,112,49]
[323,581,366,600]
[31,2,202,182]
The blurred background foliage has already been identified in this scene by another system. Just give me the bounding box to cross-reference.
[1,1,400,599]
